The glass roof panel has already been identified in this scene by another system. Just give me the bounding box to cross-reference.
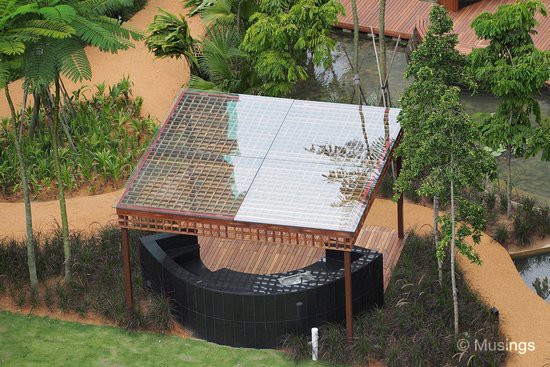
[162,91,293,159]
[234,156,386,232]
[118,91,401,233]
[267,100,400,166]
[121,153,262,216]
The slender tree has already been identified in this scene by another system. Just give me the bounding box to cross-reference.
[0,0,74,290]
[351,0,360,104]
[23,0,142,283]
[397,5,474,285]
[395,68,496,334]
[470,0,550,216]
[378,0,389,106]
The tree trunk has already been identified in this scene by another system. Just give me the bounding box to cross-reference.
[351,0,360,105]
[4,86,38,291]
[434,196,443,285]
[450,178,459,335]
[44,78,72,284]
[378,0,389,106]
[29,92,41,139]
[506,146,512,217]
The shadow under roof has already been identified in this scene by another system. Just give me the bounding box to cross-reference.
[116,90,401,239]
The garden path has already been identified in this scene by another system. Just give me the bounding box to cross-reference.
[0,0,204,121]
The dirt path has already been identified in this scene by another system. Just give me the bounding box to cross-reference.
[0,0,204,121]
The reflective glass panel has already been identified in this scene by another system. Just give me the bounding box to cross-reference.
[119,91,400,232]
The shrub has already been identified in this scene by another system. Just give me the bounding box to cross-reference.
[484,190,496,211]
[498,191,508,214]
[0,78,156,200]
[319,323,348,365]
[55,281,69,312]
[494,224,509,245]
[512,196,539,246]
[146,290,175,332]
[280,334,310,362]
[44,285,54,311]
[0,226,152,328]
[378,174,394,199]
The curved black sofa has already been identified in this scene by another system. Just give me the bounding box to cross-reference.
[140,233,383,348]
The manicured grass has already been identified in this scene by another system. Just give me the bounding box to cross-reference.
[0,312,318,367]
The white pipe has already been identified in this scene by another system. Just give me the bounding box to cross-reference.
[311,327,319,361]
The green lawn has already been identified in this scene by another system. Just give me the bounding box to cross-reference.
[0,312,318,367]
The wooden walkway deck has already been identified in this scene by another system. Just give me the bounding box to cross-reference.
[415,0,550,53]
[337,0,550,52]
[199,225,406,290]
[337,0,432,39]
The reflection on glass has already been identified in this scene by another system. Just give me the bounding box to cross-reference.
[120,91,401,231]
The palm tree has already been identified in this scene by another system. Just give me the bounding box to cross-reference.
[23,0,142,283]
[188,26,256,93]
[145,9,198,76]
[0,0,74,291]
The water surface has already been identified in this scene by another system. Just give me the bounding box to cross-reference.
[514,252,550,303]
[293,31,550,205]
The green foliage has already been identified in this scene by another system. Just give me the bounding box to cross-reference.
[437,198,486,265]
[145,9,197,68]
[396,69,496,259]
[406,6,474,88]
[308,233,505,366]
[241,0,344,96]
[494,224,509,244]
[180,0,343,96]
[23,0,143,90]
[533,276,550,300]
[107,0,148,21]
[0,79,156,198]
[189,26,254,93]
[470,0,550,160]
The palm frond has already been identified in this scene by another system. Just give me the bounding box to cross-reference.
[59,38,92,82]
[94,15,143,41]
[188,75,222,91]
[0,38,25,55]
[23,40,60,89]
[73,15,132,52]
[201,0,236,25]
[13,19,74,39]
[70,0,133,16]
[37,4,77,22]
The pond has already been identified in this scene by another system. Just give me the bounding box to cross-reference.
[293,30,550,205]
[513,252,550,303]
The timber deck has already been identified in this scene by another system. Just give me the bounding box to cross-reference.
[415,0,550,53]
[199,225,406,290]
[337,0,432,39]
[337,0,550,52]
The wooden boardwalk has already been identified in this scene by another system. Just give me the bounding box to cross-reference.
[337,0,550,52]
[415,0,550,53]
[199,225,406,290]
[337,0,432,39]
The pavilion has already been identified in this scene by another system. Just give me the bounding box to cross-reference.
[116,90,405,343]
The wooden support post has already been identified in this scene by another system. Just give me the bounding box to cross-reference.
[396,156,404,239]
[121,228,134,312]
[344,250,353,344]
